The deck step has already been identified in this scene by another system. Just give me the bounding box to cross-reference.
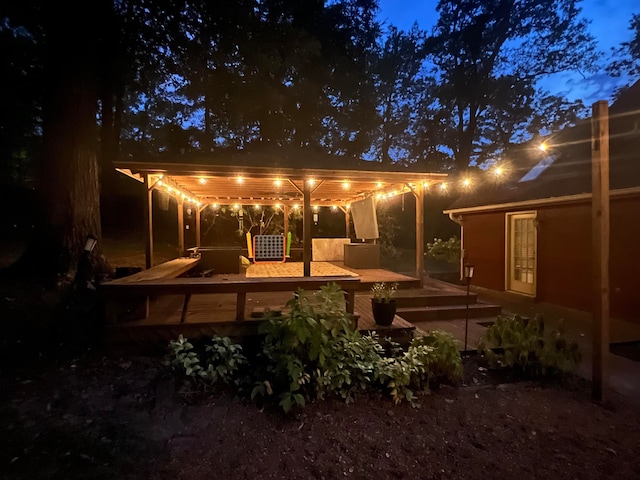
[393,291,478,308]
[397,303,503,322]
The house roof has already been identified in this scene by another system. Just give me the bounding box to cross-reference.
[445,80,640,214]
[115,144,447,207]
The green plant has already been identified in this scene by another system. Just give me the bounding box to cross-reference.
[378,331,463,405]
[477,314,581,377]
[252,282,356,412]
[166,334,247,386]
[426,236,461,264]
[371,282,398,303]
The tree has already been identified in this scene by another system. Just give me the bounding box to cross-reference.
[608,13,640,81]
[422,0,599,170]
[369,25,427,164]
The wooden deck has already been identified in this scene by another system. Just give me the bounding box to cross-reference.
[105,289,416,346]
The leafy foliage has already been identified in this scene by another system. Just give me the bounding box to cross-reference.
[477,314,581,377]
[167,334,247,386]
[370,282,398,303]
[426,236,461,265]
[248,283,462,412]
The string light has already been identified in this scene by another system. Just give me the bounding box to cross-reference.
[274,179,282,187]
[332,205,338,211]
[423,182,429,189]
[313,206,319,212]
[539,143,547,152]
[307,179,315,186]
[342,181,350,190]
[254,205,261,210]
[376,182,382,188]
[440,182,447,191]
[199,178,206,184]
[212,203,219,209]
[237,176,244,184]
[494,166,503,176]
[462,178,471,188]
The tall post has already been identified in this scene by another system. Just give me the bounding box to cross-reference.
[195,205,202,248]
[591,100,610,402]
[414,188,425,286]
[177,198,185,255]
[303,180,312,276]
[143,175,154,269]
[283,205,290,241]
[345,207,351,239]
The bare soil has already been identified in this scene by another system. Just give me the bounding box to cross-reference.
[1,252,640,479]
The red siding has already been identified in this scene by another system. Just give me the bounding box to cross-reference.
[610,198,640,322]
[461,212,505,291]
[536,204,591,310]
[460,195,640,323]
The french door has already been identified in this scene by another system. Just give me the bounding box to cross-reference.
[507,212,537,295]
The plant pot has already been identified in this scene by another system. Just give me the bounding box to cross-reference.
[371,299,397,326]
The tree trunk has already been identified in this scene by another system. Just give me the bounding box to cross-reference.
[10,3,108,286]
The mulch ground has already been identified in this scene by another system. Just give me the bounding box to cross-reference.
[1,268,640,479]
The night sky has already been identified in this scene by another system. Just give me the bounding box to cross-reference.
[377,0,639,105]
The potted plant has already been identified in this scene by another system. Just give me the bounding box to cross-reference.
[370,282,398,326]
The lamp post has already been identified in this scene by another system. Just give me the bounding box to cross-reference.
[463,263,474,354]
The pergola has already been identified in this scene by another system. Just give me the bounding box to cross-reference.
[114,152,447,284]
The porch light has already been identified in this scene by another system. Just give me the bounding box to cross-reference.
[199,177,206,184]
[463,263,474,354]
[212,203,219,209]
[237,176,244,184]
[377,182,382,188]
[254,205,261,210]
[293,204,299,210]
[307,179,315,186]
[464,264,474,280]
[342,181,350,189]
[274,179,282,187]
[313,206,319,212]
[332,205,338,211]
[84,235,98,253]
[423,182,429,189]
[275,203,281,210]
[233,204,240,210]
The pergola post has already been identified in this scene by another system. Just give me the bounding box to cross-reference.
[195,205,202,248]
[143,175,154,269]
[283,205,290,241]
[177,198,185,255]
[414,188,425,287]
[345,207,351,239]
[303,180,312,276]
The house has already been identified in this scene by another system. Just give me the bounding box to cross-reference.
[443,81,640,323]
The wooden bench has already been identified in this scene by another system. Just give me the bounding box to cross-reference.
[103,257,201,321]
[101,275,360,324]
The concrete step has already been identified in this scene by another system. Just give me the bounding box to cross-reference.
[397,303,503,322]
[393,290,478,308]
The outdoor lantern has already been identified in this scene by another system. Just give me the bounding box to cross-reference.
[464,263,474,281]
[463,263,474,355]
[84,235,98,253]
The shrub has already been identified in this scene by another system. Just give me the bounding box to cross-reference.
[426,236,461,265]
[167,334,247,387]
[477,314,581,377]
[166,284,465,413]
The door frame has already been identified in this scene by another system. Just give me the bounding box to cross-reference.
[505,211,537,296]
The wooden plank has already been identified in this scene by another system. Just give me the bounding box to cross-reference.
[177,199,184,254]
[303,179,311,276]
[414,186,424,286]
[591,99,610,401]
[144,175,154,269]
[105,257,200,284]
[102,275,360,296]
